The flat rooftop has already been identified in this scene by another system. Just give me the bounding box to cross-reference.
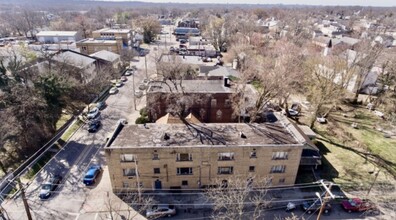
[93,28,130,34]
[36,31,78,37]
[110,113,306,149]
[77,39,117,44]
[147,80,233,93]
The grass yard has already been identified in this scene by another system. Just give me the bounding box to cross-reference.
[25,151,54,179]
[60,119,84,142]
[55,112,73,130]
[312,106,396,191]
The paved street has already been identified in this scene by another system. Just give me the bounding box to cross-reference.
[1,26,178,220]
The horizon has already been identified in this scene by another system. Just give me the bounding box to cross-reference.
[97,0,396,7]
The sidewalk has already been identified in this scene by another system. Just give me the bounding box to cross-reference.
[79,167,146,220]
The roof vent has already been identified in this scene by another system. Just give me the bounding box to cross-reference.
[164,133,170,140]
[240,131,247,139]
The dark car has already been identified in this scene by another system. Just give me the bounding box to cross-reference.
[88,120,101,133]
[39,175,62,200]
[301,201,331,214]
[96,101,106,110]
[179,39,187,44]
[83,165,102,186]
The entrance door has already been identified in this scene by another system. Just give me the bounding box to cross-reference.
[154,179,162,189]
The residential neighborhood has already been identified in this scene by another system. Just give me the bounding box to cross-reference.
[0,0,396,220]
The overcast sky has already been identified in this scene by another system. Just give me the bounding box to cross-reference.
[105,0,395,7]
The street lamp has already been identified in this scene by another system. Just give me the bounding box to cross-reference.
[315,192,322,203]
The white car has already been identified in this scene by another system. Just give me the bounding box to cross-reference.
[288,109,299,116]
[146,205,176,218]
[109,87,118,94]
[125,70,133,76]
[115,81,123,87]
[373,110,384,118]
[87,107,99,119]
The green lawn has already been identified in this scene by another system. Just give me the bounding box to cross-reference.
[330,108,396,168]
[313,107,396,190]
[25,152,54,179]
[55,112,72,130]
[60,120,84,142]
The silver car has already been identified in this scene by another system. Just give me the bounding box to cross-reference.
[39,175,62,200]
[87,107,99,119]
[146,204,176,218]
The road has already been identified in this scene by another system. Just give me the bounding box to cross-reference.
[2,25,178,220]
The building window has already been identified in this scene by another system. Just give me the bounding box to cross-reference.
[120,154,136,162]
[177,167,193,175]
[270,165,286,173]
[224,99,231,108]
[136,182,143,188]
[122,182,129,188]
[218,166,233,175]
[218,152,234,161]
[182,180,188,186]
[216,110,222,120]
[153,168,160,174]
[249,166,255,172]
[123,168,136,176]
[82,46,87,51]
[279,178,286,184]
[177,153,192,161]
[250,151,257,158]
[272,152,288,160]
[152,153,159,160]
[211,99,217,107]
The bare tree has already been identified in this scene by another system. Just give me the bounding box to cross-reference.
[103,190,153,220]
[303,55,354,128]
[205,175,271,220]
[350,41,383,103]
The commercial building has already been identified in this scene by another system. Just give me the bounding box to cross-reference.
[92,28,132,46]
[76,37,123,55]
[36,31,82,43]
[173,27,200,40]
[105,112,313,192]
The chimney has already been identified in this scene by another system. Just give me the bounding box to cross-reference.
[223,77,230,87]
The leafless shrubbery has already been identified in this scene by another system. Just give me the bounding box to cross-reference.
[205,175,271,220]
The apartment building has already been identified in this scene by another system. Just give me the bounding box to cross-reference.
[76,37,123,55]
[146,79,236,123]
[92,28,132,46]
[105,113,310,192]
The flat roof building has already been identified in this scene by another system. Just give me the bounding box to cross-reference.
[36,31,82,43]
[76,38,123,55]
[105,113,311,192]
[92,28,132,46]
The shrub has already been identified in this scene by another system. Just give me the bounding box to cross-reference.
[135,116,149,124]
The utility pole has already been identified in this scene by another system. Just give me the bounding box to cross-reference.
[367,169,380,197]
[132,69,137,110]
[317,180,335,220]
[17,178,33,220]
[144,54,148,79]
